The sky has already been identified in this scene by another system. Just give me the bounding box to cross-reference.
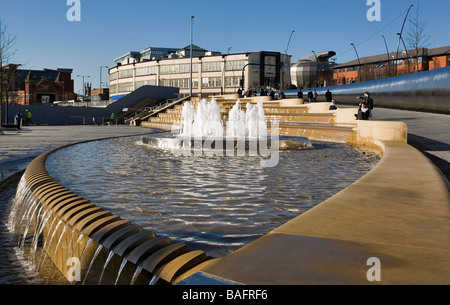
[1,0,449,94]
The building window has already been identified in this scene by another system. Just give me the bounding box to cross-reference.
[393,60,403,66]
[202,77,222,88]
[118,69,133,79]
[160,64,198,74]
[110,84,117,94]
[118,82,133,92]
[202,62,222,72]
[225,60,246,71]
[347,66,357,72]
[136,80,156,89]
[136,66,157,76]
[110,72,117,81]
[225,76,241,88]
[160,78,198,89]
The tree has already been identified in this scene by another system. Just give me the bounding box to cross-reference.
[406,2,431,73]
[0,19,17,126]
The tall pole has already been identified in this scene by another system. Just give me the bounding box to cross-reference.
[350,43,361,82]
[395,4,414,76]
[382,35,391,77]
[100,66,108,89]
[190,15,194,97]
[282,30,294,90]
[77,75,90,97]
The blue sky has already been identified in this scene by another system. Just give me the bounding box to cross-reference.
[1,0,449,94]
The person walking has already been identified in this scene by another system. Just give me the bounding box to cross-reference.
[307,89,313,103]
[313,89,318,103]
[325,89,333,103]
[26,110,32,125]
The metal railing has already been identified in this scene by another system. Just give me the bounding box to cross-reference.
[124,96,191,124]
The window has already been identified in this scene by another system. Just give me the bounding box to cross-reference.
[202,77,222,88]
[118,82,133,92]
[118,69,133,79]
[393,60,403,66]
[110,84,117,93]
[202,62,222,72]
[347,66,358,72]
[225,76,241,88]
[136,66,157,76]
[160,78,198,89]
[160,64,198,74]
[136,80,156,89]
[110,72,117,81]
[225,60,246,71]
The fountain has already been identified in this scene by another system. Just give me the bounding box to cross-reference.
[2,96,382,286]
[142,98,312,161]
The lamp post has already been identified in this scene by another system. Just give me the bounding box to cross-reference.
[350,43,361,82]
[281,30,294,90]
[382,35,391,77]
[190,15,194,97]
[77,74,90,98]
[312,51,319,86]
[99,66,108,89]
[395,4,414,76]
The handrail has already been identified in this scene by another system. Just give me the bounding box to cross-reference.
[124,96,191,124]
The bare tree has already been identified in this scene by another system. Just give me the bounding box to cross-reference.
[0,18,17,126]
[406,2,431,73]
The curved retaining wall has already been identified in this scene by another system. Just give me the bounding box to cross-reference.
[284,67,450,114]
[21,145,218,285]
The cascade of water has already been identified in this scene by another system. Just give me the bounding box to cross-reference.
[19,199,41,248]
[130,266,143,285]
[114,258,128,285]
[82,244,103,285]
[32,208,53,254]
[180,99,267,141]
[52,223,69,259]
[149,274,160,285]
[226,100,247,139]
[181,98,224,139]
[98,250,115,285]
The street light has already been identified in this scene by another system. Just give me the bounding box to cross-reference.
[99,66,108,89]
[190,15,194,97]
[312,51,319,86]
[382,35,391,77]
[350,43,361,82]
[281,30,294,90]
[77,74,90,97]
[395,4,414,76]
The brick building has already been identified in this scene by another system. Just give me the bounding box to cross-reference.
[2,64,77,105]
[332,45,450,85]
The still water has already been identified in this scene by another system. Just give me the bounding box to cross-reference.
[44,134,380,258]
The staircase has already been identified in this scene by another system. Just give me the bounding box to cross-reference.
[140,95,359,143]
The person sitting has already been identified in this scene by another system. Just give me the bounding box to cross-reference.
[355,102,370,120]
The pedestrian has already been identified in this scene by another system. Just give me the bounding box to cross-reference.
[357,92,374,120]
[270,90,275,100]
[297,89,304,100]
[15,111,23,130]
[325,89,333,103]
[313,89,318,103]
[307,89,313,103]
[26,110,32,125]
